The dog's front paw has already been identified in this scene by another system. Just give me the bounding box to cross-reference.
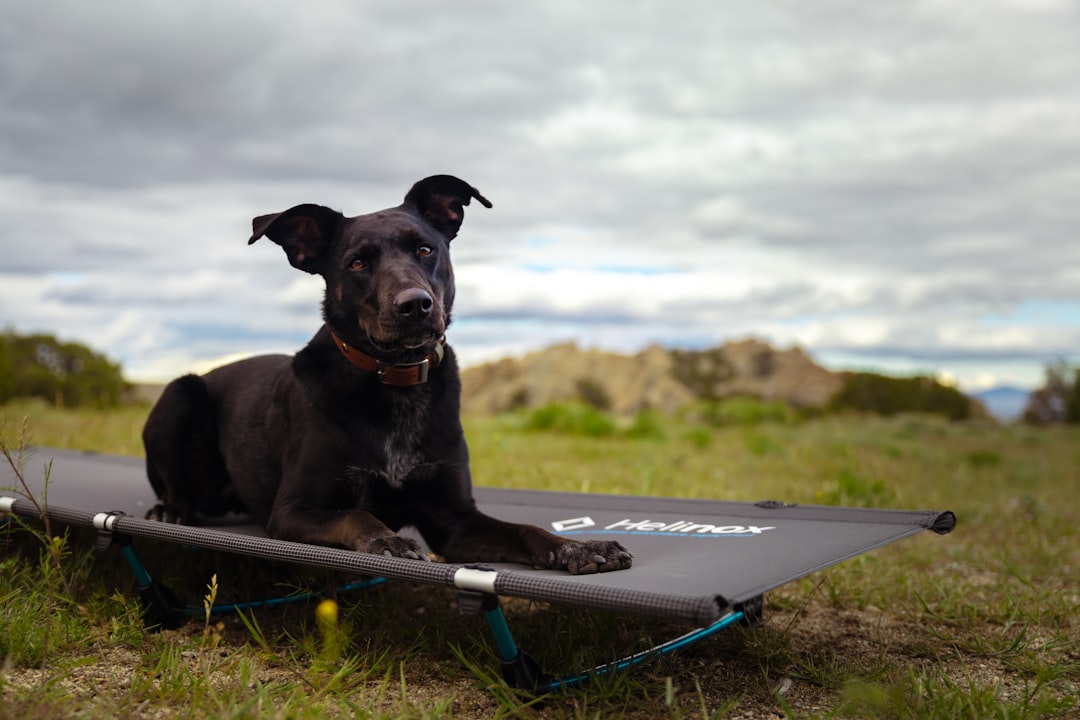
[145,503,182,524]
[361,535,430,562]
[549,540,632,575]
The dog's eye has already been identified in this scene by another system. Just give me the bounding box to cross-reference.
[349,258,366,271]
[417,244,433,258]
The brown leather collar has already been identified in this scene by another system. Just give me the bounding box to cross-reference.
[330,331,445,387]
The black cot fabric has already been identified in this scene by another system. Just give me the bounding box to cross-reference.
[467,487,954,623]
[2,448,954,626]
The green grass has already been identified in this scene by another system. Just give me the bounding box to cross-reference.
[2,401,1078,718]
[0,398,149,456]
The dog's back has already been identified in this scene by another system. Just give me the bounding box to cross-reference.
[143,372,234,524]
[144,354,296,524]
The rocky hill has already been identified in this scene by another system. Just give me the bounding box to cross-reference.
[460,338,844,415]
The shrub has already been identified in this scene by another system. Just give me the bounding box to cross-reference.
[829,372,973,421]
[669,347,734,400]
[683,426,713,449]
[1023,361,1080,425]
[694,396,793,427]
[524,403,616,437]
[0,331,130,408]
[574,377,612,411]
[624,409,667,440]
[816,469,896,508]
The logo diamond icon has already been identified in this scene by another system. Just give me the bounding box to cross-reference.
[552,516,596,532]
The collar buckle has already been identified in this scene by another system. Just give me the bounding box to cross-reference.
[376,357,430,385]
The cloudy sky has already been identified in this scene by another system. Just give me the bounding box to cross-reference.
[2,0,1078,390]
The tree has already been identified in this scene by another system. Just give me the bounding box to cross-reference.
[1023,360,1080,425]
[0,331,130,407]
[829,372,974,421]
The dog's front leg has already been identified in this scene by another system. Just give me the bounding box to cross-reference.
[427,511,632,575]
[268,505,429,561]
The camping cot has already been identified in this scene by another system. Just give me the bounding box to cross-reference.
[1,447,955,693]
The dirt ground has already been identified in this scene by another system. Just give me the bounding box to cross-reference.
[5,595,1038,719]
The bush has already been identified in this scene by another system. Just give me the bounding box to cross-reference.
[683,426,713,449]
[1023,361,1080,425]
[816,469,896,508]
[524,403,616,437]
[624,409,667,439]
[0,331,130,408]
[829,372,973,421]
[574,377,612,411]
[670,347,734,400]
[693,396,793,427]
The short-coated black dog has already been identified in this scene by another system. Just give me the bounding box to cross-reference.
[143,175,631,575]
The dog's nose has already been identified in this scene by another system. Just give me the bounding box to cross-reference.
[394,288,434,318]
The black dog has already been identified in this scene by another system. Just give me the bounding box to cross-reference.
[143,175,631,575]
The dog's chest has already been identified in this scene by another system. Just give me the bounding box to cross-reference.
[352,393,432,490]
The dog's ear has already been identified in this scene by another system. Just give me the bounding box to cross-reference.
[248,204,344,273]
[403,175,492,240]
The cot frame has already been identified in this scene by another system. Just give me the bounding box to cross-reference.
[1,448,955,693]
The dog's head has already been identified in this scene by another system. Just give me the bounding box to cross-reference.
[249,175,491,362]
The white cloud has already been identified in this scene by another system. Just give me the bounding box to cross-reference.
[1,0,1077,391]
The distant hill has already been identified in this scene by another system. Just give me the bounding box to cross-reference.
[969,386,1030,423]
[460,339,843,415]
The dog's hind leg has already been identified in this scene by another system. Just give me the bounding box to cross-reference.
[142,374,238,523]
